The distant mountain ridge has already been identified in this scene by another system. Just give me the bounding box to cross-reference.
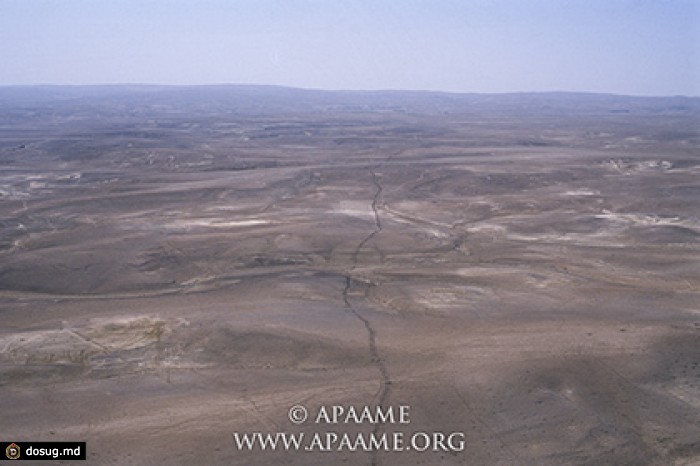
[1,84,698,117]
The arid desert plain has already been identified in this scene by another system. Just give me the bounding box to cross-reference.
[1,86,699,465]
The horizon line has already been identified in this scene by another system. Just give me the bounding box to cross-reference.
[0,83,697,99]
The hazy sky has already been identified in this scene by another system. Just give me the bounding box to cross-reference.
[1,0,698,95]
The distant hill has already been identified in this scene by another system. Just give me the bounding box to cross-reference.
[1,85,698,117]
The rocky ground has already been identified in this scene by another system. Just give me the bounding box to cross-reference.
[1,87,699,465]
